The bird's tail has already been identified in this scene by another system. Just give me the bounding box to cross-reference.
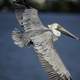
[11,28,30,48]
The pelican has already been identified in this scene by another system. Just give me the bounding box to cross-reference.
[11,0,79,80]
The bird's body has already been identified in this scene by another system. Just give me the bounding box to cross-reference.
[11,1,79,80]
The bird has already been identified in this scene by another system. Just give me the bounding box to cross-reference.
[11,0,79,80]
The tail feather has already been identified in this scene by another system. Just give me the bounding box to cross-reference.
[12,28,30,47]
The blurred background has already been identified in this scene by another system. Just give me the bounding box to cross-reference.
[0,0,80,80]
[0,0,80,12]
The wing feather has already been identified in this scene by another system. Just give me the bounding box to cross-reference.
[13,2,72,80]
[31,31,72,80]
[12,2,47,47]
[14,2,47,32]
[37,53,63,80]
[12,28,30,47]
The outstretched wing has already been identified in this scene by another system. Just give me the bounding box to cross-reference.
[12,2,48,47]
[15,2,47,32]
[31,31,72,80]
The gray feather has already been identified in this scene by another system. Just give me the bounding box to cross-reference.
[31,31,72,80]
[12,28,30,47]
[15,3,47,32]
[12,2,72,80]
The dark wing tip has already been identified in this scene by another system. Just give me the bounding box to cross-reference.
[61,74,72,80]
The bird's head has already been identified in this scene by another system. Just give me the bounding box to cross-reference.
[48,23,79,40]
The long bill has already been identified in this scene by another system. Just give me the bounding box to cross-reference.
[58,26,80,40]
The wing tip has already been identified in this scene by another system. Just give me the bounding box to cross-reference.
[63,74,72,80]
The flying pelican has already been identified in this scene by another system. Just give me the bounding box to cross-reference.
[11,0,79,80]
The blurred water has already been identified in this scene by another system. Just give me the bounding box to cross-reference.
[0,12,80,80]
